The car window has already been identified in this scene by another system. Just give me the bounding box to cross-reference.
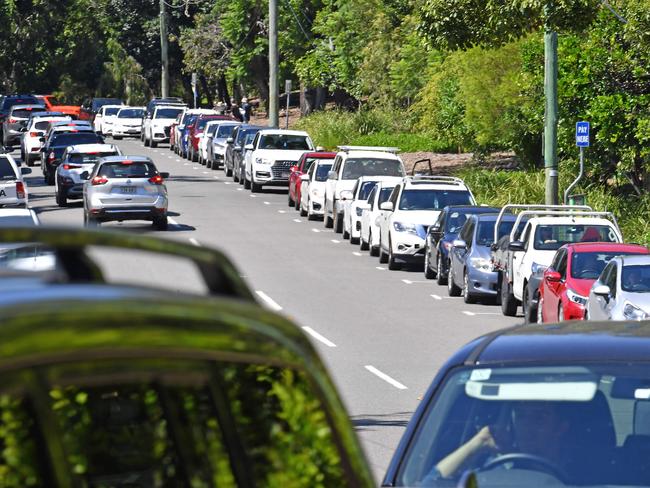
[445,211,467,234]
[621,264,650,293]
[11,108,38,118]
[98,161,157,178]
[197,118,221,130]
[367,187,378,210]
[34,121,50,130]
[389,186,401,207]
[557,250,568,279]
[206,124,219,135]
[0,158,17,180]
[571,251,644,280]
[314,163,333,182]
[378,186,395,207]
[341,158,403,180]
[259,134,310,150]
[605,263,618,297]
[0,360,350,487]
[475,220,515,246]
[398,190,473,211]
[534,225,618,251]
[68,152,118,164]
[357,181,378,200]
[155,108,183,119]
[216,125,236,138]
[104,107,121,116]
[117,109,143,118]
[51,133,103,147]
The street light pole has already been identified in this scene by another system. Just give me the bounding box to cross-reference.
[160,0,169,98]
[268,0,279,127]
[543,3,559,205]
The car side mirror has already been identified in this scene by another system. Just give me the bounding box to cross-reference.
[452,239,466,249]
[245,144,254,150]
[340,190,354,200]
[327,171,337,180]
[379,202,394,211]
[300,174,309,182]
[545,270,562,283]
[20,167,32,175]
[593,284,611,297]
[160,172,170,179]
[508,241,525,252]
[80,171,90,180]
[226,137,234,143]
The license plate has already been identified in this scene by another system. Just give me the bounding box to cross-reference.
[128,129,138,133]
[120,186,136,194]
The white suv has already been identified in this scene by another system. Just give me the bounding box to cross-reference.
[377,176,476,270]
[244,129,314,192]
[143,105,185,147]
[0,153,31,207]
[21,115,71,165]
[324,146,405,232]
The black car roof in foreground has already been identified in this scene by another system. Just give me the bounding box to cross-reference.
[454,321,650,366]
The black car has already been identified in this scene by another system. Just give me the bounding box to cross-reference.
[224,124,266,181]
[0,227,374,487]
[144,96,185,118]
[79,97,124,122]
[41,131,104,185]
[424,205,499,284]
[384,321,650,487]
[0,94,43,143]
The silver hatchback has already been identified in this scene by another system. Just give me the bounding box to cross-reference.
[83,156,169,230]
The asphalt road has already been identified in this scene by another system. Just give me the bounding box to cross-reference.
[21,138,522,482]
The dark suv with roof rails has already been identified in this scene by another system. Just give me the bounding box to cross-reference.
[0,95,43,143]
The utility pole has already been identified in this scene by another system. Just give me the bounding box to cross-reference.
[543,2,558,205]
[160,0,169,98]
[268,0,279,127]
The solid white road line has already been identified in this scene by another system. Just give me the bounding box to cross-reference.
[224,181,232,185]
[250,194,257,198]
[202,171,209,174]
[189,238,201,247]
[168,217,179,227]
[464,311,502,316]
[183,162,189,165]
[311,228,320,233]
[255,290,283,311]
[365,365,408,390]
[331,239,340,244]
[237,188,243,191]
[176,159,181,162]
[462,311,476,316]
[302,327,337,348]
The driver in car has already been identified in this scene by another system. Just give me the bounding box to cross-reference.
[432,402,570,480]
[624,267,645,290]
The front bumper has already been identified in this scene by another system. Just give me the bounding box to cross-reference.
[390,234,426,258]
[466,267,499,296]
[152,126,171,142]
[113,127,141,137]
[309,196,325,215]
[562,299,586,321]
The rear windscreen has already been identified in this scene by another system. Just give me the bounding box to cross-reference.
[216,125,237,138]
[51,133,103,147]
[11,108,38,118]
[98,162,157,178]
[0,158,17,180]
[117,109,143,118]
[69,152,118,164]
[34,121,50,130]
[155,108,183,119]
[2,98,39,110]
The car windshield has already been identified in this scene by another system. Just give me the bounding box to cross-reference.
[183,116,197,128]
[342,158,403,179]
[397,363,650,487]
[34,121,50,130]
[314,163,333,182]
[104,107,121,116]
[621,264,650,293]
[155,108,183,118]
[571,251,645,280]
[98,161,157,178]
[259,134,310,150]
[399,189,473,211]
[51,133,102,147]
[117,109,143,118]
[206,124,219,135]
[68,152,118,164]
[11,108,37,118]
[534,225,618,251]
[1,97,38,110]
[216,125,236,138]
[0,159,17,180]
[476,220,516,246]
[357,181,378,200]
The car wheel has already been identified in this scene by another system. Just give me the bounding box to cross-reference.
[150,140,157,148]
[369,231,379,256]
[46,170,55,186]
[153,216,168,231]
[300,201,308,217]
[523,285,538,324]
[379,244,389,264]
[294,196,300,212]
[244,174,251,189]
[558,303,565,322]
[288,191,294,207]
[342,225,350,240]
[463,271,477,303]
[436,253,447,285]
[350,234,360,245]
[500,273,518,316]
[225,165,233,177]
[144,136,150,147]
[387,238,400,270]
[55,188,67,207]
[324,210,333,228]
[238,168,245,185]
[360,235,369,251]
[447,266,461,296]
[334,211,343,233]
[251,180,262,192]
[424,250,436,279]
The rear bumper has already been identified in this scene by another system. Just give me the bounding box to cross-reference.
[89,206,167,222]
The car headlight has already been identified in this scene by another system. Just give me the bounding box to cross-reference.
[256,158,272,165]
[393,222,418,234]
[531,262,548,275]
[566,288,588,306]
[624,302,649,321]
[470,257,492,271]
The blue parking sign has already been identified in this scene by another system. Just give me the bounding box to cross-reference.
[576,121,590,147]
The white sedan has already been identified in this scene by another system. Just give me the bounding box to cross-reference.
[299,159,334,220]
[359,178,401,255]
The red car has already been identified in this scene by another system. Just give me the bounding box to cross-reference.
[287,151,337,210]
[187,114,234,162]
[539,242,649,322]
[36,95,81,119]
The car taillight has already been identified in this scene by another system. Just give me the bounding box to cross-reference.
[63,164,81,170]
[48,152,55,161]
[91,176,108,185]
[29,131,39,137]
[8,118,16,124]
[16,182,25,199]
[148,174,164,185]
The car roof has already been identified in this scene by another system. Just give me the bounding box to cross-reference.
[10,104,45,111]
[402,179,469,190]
[66,143,119,153]
[303,151,337,159]
[100,155,151,163]
[619,255,650,266]
[0,207,37,219]
[463,321,650,365]
[473,212,518,221]
[563,242,649,254]
[340,150,401,160]
[154,105,186,111]
[532,216,617,225]
[258,129,309,136]
[100,104,124,109]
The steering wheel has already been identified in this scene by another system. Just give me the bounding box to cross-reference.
[575,267,601,279]
[482,453,568,483]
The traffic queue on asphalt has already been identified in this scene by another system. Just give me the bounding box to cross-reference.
[3,93,650,487]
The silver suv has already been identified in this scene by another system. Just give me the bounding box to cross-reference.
[83,156,170,230]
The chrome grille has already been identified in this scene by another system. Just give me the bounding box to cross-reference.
[271,160,296,179]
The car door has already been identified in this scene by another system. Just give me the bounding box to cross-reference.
[546,249,567,321]
[590,262,615,320]
[381,185,400,248]
[603,262,619,319]
[325,156,341,216]
[450,219,473,284]
[512,222,532,297]
[245,132,260,180]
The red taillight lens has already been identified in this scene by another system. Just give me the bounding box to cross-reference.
[148,174,164,185]
[48,152,55,161]
[29,131,39,137]
[16,182,25,199]
[91,176,108,185]
[8,118,16,123]
[63,164,81,170]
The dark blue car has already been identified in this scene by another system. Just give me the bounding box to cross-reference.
[424,205,499,285]
[383,321,650,487]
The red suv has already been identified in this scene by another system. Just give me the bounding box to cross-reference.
[539,242,649,322]
[287,151,336,210]
[187,114,233,162]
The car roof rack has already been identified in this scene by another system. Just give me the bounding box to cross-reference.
[0,227,255,301]
[337,145,400,154]
[408,175,466,185]
[411,158,433,175]
[494,204,592,242]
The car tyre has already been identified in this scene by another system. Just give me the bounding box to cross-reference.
[463,271,477,303]
[379,240,389,264]
[523,285,538,323]
[369,231,379,256]
[500,273,518,316]
[300,203,308,217]
[334,211,343,233]
[424,250,436,279]
[144,136,150,147]
[46,170,55,186]
[150,140,157,148]
[288,191,294,207]
[360,236,369,251]
[251,180,262,192]
[55,188,67,207]
[225,165,233,177]
[244,175,251,189]
[387,238,400,270]
[324,211,333,228]
[447,267,461,296]
[436,253,447,286]
[153,216,168,231]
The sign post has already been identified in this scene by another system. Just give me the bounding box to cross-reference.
[191,72,198,108]
[284,80,292,129]
[564,121,590,204]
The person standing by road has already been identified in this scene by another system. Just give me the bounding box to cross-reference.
[230,98,242,122]
[241,97,251,123]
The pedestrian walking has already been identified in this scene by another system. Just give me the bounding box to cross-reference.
[241,97,251,123]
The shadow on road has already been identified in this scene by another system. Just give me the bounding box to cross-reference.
[351,411,412,431]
